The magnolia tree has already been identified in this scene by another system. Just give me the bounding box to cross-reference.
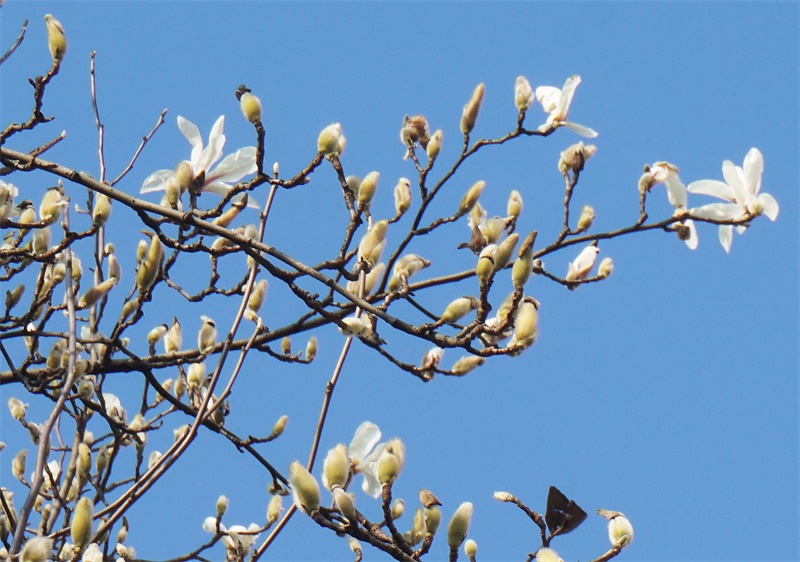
[0,11,783,562]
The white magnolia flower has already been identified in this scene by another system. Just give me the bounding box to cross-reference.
[141,115,257,208]
[648,162,698,250]
[688,148,778,252]
[348,421,387,498]
[202,519,260,557]
[565,245,599,282]
[102,393,126,424]
[535,76,598,138]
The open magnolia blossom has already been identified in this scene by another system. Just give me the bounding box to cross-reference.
[348,421,388,498]
[202,519,260,556]
[687,147,778,252]
[534,75,598,138]
[648,162,698,250]
[141,115,258,208]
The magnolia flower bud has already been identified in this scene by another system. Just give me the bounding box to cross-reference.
[92,194,111,226]
[71,496,93,549]
[333,487,357,524]
[511,300,539,348]
[246,279,268,320]
[441,296,480,324]
[77,442,91,480]
[605,513,634,547]
[451,355,485,375]
[391,499,405,520]
[558,142,598,176]
[476,244,497,286]
[461,83,485,135]
[216,495,229,517]
[427,129,443,161]
[136,234,163,292]
[598,257,614,278]
[20,536,53,562]
[358,220,388,266]
[515,76,534,111]
[147,324,168,348]
[78,278,117,309]
[388,254,430,291]
[507,190,523,218]
[348,538,362,556]
[44,14,67,62]
[148,451,162,470]
[322,444,349,491]
[32,227,50,255]
[358,171,380,210]
[377,452,402,486]
[198,315,217,353]
[271,415,288,438]
[305,336,318,362]
[267,494,283,524]
[8,397,27,421]
[424,506,441,535]
[288,461,321,515]
[12,449,27,480]
[576,204,595,233]
[173,376,186,399]
[164,318,182,354]
[494,232,519,271]
[493,491,514,502]
[95,446,108,474]
[464,538,478,560]
[317,123,345,158]
[408,508,425,546]
[187,362,205,388]
[400,114,430,156]
[447,502,474,548]
[534,547,563,562]
[339,315,372,337]
[393,178,412,217]
[236,85,262,124]
[279,336,291,356]
[458,180,486,217]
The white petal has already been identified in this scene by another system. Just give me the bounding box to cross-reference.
[686,179,735,201]
[141,169,174,193]
[348,421,381,462]
[758,193,779,221]
[361,471,382,498]
[563,121,598,138]
[722,160,747,203]
[684,219,698,250]
[742,147,764,196]
[558,75,581,119]
[689,202,742,221]
[206,147,257,184]
[535,86,561,113]
[209,116,226,144]
[197,134,226,174]
[718,225,733,253]
[177,116,203,164]
[663,173,687,209]
[202,516,219,533]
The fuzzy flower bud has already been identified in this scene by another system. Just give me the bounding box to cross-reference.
[558,142,598,176]
[20,536,53,562]
[494,232,519,271]
[535,547,563,562]
[451,355,485,376]
[427,129,443,161]
[44,14,67,63]
[515,75,534,111]
[71,496,93,549]
[358,220,388,267]
[424,506,442,535]
[288,461,321,515]
[280,337,291,356]
[216,495,229,517]
[464,538,478,560]
[12,449,27,481]
[507,189,523,219]
[441,296,480,325]
[358,171,380,210]
[267,494,283,524]
[8,397,27,421]
[576,204,595,233]
[447,502,474,549]
[391,499,405,520]
[493,491,514,502]
[607,513,634,547]
[245,279,268,321]
[461,83,485,135]
[322,444,350,491]
[92,194,112,227]
[394,178,412,217]
[317,123,346,159]
[476,244,497,286]
[333,487,358,524]
[271,415,288,438]
[598,257,614,278]
[305,336,318,362]
[377,452,402,486]
[457,180,486,217]
[236,85,262,124]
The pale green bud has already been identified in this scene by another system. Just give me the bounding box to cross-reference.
[515,75,534,111]
[173,424,190,442]
[267,494,283,524]
[534,547,563,562]
[424,506,441,535]
[332,487,357,524]
[246,279,268,318]
[154,378,172,405]
[288,460,321,515]
[447,502,474,549]
[216,495,229,517]
[8,397,27,421]
[393,178,411,218]
[38,184,65,226]
[95,446,108,474]
[77,442,91,479]
[12,449,27,480]
[476,244,497,286]
[427,129,443,161]
[511,300,539,348]
[598,257,614,279]
[461,83,485,135]
[358,171,379,210]
[357,220,388,266]
[32,227,50,255]
[198,315,217,353]
[92,193,112,226]
[174,160,194,192]
[187,362,205,388]
[271,415,288,438]
[494,232,519,271]
[408,508,425,546]
[280,336,291,356]
[493,490,514,502]
[44,13,67,63]
[391,499,405,520]
[164,318,181,354]
[377,452,401,486]
[322,444,349,491]
[464,538,478,560]
[19,536,53,562]
[607,514,634,547]
[236,86,263,124]
[305,336,318,362]
[317,123,345,158]
[71,496,93,549]
[451,355,485,375]
[458,180,486,217]
[174,376,186,399]
[345,175,361,198]
[576,204,595,233]
[77,278,117,309]
[339,315,372,337]
[441,296,480,324]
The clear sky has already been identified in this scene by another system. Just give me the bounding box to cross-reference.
[1,2,798,561]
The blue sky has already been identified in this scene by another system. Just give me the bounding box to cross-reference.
[1,2,798,561]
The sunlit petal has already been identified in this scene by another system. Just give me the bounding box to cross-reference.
[141,169,174,193]
[758,193,779,221]
[686,179,735,201]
